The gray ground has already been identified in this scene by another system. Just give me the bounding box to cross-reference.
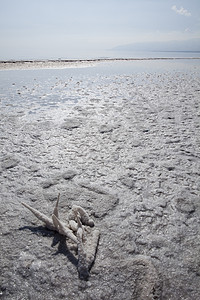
[0,63,200,299]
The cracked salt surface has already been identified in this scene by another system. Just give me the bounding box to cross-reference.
[0,59,200,299]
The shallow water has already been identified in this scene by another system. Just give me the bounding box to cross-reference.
[0,59,200,116]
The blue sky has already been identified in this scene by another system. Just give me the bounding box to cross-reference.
[0,0,199,59]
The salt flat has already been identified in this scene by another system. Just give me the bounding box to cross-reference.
[0,60,200,299]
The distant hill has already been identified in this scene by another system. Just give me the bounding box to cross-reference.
[112,38,200,52]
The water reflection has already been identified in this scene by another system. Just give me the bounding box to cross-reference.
[0,59,200,119]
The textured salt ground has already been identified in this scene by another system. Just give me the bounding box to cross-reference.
[0,67,200,299]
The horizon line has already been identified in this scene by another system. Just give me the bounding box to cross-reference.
[1,56,200,64]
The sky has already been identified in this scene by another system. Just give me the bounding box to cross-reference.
[0,0,200,60]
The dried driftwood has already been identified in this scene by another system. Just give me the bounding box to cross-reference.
[22,194,100,280]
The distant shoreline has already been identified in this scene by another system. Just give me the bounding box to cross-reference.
[0,57,200,70]
[1,57,200,63]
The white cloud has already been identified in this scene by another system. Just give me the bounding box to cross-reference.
[184,28,190,33]
[171,5,191,17]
